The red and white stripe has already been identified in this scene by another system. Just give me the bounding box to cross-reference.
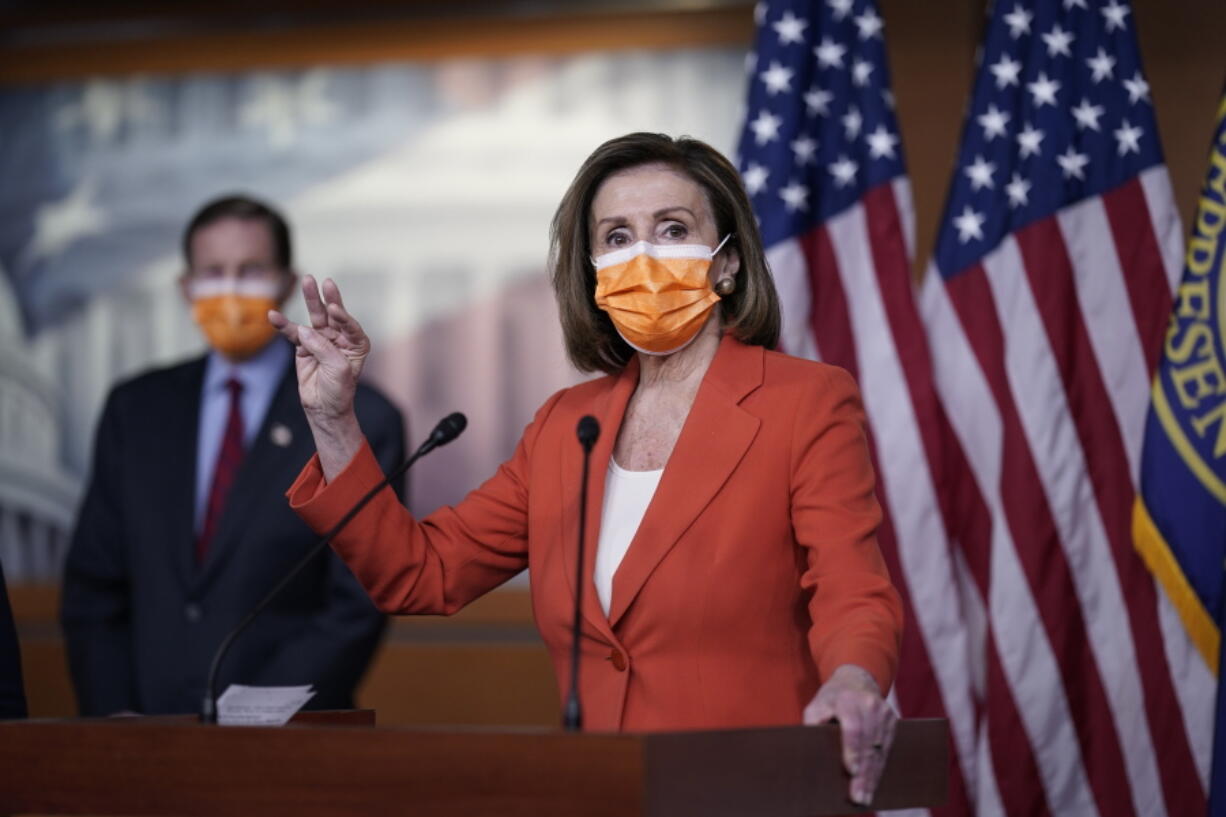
[767,177,977,817]
[768,165,1214,816]
[917,165,1214,816]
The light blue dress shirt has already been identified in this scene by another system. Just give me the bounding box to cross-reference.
[193,338,292,533]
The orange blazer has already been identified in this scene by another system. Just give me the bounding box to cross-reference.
[288,333,903,731]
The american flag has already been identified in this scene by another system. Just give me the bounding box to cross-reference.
[919,0,1214,816]
[736,2,976,815]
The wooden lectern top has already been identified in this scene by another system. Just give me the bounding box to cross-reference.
[0,715,947,817]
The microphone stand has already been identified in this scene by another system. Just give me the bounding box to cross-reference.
[200,412,467,724]
[563,415,600,731]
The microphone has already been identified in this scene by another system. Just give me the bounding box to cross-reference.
[427,411,467,448]
[577,416,599,450]
[563,414,600,731]
[200,411,468,724]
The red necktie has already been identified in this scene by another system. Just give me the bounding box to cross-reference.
[197,378,245,564]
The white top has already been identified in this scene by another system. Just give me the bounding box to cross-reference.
[594,458,664,615]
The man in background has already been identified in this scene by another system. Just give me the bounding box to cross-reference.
[0,558,26,718]
[61,195,405,716]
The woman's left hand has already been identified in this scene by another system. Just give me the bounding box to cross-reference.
[803,663,898,807]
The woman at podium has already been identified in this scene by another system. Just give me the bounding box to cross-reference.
[272,132,903,806]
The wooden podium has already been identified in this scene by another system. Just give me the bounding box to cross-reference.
[0,714,947,816]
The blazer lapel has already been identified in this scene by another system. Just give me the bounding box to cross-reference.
[559,358,639,644]
[164,359,207,591]
[196,360,303,589]
[608,336,764,628]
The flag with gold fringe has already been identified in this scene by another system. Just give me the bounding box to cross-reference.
[1133,84,1226,817]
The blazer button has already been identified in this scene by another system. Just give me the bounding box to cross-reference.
[608,649,627,672]
[184,602,203,623]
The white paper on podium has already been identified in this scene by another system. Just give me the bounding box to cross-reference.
[216,684,315,726]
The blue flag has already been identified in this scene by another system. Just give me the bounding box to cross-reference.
[1132,87,1226,817]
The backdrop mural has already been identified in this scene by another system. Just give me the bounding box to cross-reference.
[0,47,747,580]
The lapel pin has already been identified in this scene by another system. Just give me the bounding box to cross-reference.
[270,423,293,448]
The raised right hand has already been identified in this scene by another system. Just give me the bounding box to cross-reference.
[269,276,369,479]
[269,275,368,421]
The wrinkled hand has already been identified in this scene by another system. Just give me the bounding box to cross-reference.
[804,664,897,807]
[269,276,369,480]
[269,275,369,423]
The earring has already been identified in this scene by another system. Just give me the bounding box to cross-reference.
[714,277,737,296]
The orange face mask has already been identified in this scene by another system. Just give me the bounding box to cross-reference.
[187,278,281,361]
[593,236,730,355]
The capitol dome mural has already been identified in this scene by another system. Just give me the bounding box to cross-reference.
[0,271,79,581]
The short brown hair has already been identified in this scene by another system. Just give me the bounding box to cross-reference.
[550,132,781,374]
[183,194,293,270]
